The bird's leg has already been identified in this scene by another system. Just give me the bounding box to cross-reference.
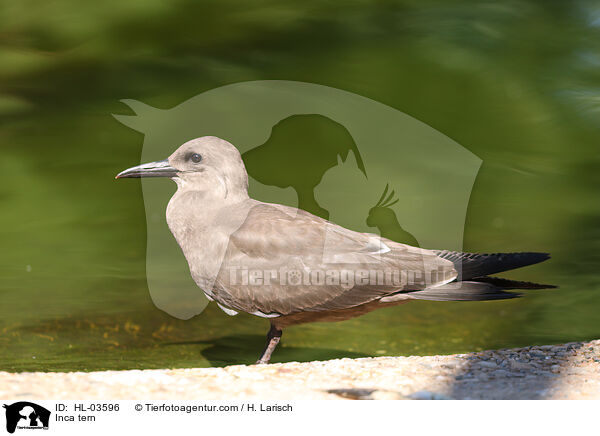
[256,324,282,364]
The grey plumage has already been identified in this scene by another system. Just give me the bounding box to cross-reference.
[117,136,554,364]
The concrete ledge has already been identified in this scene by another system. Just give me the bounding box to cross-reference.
[1,340,598,400]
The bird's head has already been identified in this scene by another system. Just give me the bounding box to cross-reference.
[116,136,249,199]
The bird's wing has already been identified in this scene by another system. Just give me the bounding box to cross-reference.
[213,202,456,316]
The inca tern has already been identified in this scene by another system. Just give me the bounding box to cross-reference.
[116,136,553,364]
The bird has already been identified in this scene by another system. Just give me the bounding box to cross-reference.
[116,136,554,364]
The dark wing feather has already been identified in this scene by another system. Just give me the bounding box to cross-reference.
[433,250,550,280]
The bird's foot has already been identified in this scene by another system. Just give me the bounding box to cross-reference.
[255,325,282,365]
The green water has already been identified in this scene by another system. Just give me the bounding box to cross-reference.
[1,0,599,371]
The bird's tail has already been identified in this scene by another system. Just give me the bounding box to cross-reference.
[432,250,551,280]
[407,277,556,302]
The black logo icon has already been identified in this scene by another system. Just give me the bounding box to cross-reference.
[3,402,50,434]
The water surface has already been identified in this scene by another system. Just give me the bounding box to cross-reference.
[1,0,599,371]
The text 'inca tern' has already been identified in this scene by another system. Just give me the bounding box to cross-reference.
[116,136,553,364]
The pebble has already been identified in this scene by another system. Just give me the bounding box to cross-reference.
[369,390,406,400]
[509,360,532,371]
[409,391,452,400]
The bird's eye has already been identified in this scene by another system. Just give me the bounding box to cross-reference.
[190,153,202,163]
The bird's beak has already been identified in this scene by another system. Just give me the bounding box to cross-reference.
[115,159,178,179]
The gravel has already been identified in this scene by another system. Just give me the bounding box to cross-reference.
[0,339,598,400]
